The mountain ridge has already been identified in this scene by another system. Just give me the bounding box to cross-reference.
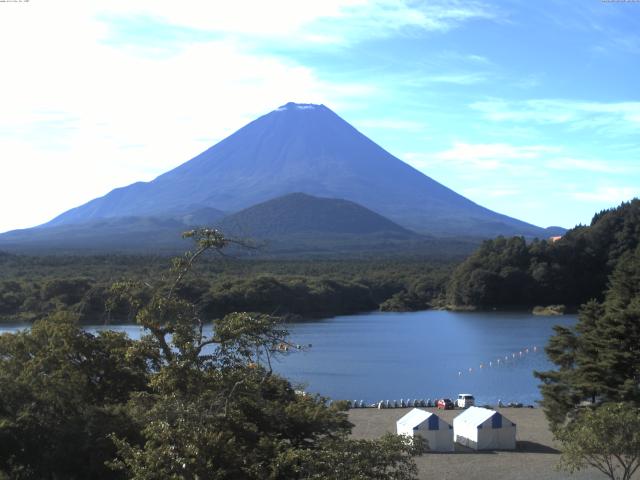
[0,193,481,257]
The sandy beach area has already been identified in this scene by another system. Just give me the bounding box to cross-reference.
[349,407,632,480]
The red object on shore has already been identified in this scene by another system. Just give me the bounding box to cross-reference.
[437,398,454,410]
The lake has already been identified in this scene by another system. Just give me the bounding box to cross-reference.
[0,310,575,405]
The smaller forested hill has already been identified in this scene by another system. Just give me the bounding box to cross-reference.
[217,192,415,238]
[446,199,640,309]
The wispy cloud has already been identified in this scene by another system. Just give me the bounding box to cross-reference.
[470,98,640,136]
[571,186,638,203]
[98,0,501,48]
[545,157,631,174]
[422,72,489,85]
[405,142,557,170]
[406,142,635,178]
[348,0,499,34]
[426,51,492,65]
[0,1,380,232]
[593,33,640,56]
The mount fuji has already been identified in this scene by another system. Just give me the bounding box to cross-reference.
[0,102,560,253]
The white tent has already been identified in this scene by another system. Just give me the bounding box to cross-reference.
[396,408,454,452]
[453,406,516,450]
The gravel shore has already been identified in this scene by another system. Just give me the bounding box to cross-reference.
[349,407,628,480]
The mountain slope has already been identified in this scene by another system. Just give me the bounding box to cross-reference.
[0,216,190,253]
[0,195,481,257]
[42,102,549,237]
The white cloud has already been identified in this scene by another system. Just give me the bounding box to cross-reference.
[423,73,489,85]
[466,54,491,64]
[545,157,630,174]
[0,0,499,229]
[97,0,499,46]
[404,142,638,183]
[347,0,498,34]
[0,1,378,232]
[571,186,638,203]
[405,143,636,187]
[594,34,640,56]
[0,0,496,233]
[405,142,557,171]
[98,0,354,37]
[470,98,640,136]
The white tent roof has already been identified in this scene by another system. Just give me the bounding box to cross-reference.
[397,408,432,429]
[454,406,499,427]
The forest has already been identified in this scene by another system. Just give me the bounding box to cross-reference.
[446,199,640,310]
[0,252,456,324]
[3,200,639,325]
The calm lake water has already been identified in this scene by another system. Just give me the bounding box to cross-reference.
[0,310,576,405]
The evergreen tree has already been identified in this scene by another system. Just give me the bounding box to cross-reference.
[536,245,640,430]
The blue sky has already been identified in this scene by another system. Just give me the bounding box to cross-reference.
[0,0,639,233]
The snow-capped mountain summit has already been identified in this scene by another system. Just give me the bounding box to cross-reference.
[42,102,546,237]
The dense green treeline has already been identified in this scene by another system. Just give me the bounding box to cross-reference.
[447,199,640,309]
[0,252,456,324]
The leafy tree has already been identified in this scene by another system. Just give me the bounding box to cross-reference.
[0,311,149,479]
[557,403,640,480]
[287,434,421,480]
[1,228,422,479]
[107,228,422,479]
[41,278,93,306]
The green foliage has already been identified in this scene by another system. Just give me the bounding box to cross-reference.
[202,275,378,319]
[109,228,420,479]
[0,229,421,479]
[284,433,422,480]
[536,244,640,430]
[534,212,640,480]
[447,236,535,307]
[557,403,640,480]
[0,251,457,324]
[447,199,640,309]
[0,311,149,479]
